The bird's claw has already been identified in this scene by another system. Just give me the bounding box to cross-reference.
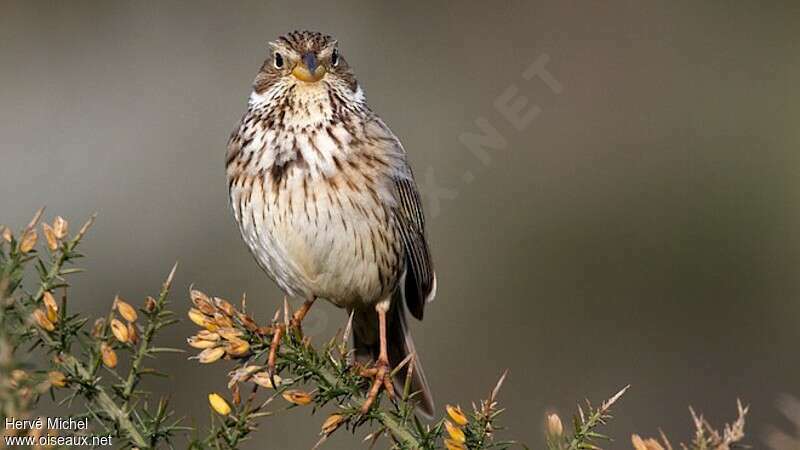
[360,358,394,414]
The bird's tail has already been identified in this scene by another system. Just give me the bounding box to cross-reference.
[352,290,434,418]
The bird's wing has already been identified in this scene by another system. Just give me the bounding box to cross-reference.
[394,171,436,321]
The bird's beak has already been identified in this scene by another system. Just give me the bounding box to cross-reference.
[292,52,326,82]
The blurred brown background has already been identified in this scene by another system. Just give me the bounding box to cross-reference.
[2,1,799,448]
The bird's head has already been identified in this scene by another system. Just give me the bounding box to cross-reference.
[253,31,361,107]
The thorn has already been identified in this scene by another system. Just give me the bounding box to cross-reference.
[312,434,328,450]
[272,307,281,324]
[489,369,508,403]
[75,212,97,241]
[603,384,630,410]
[27,207,45,230]
[342,310,354,345]
[283,297,291,327]
[391,352,414,378]
[163,262,178,290]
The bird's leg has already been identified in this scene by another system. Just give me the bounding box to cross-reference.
[267,323,284,387]
[360,303,394,414]
[289,297,316,336]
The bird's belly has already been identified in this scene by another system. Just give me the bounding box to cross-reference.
[231,170,403,308]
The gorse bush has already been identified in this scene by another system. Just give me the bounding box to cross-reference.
[0,210,749,449]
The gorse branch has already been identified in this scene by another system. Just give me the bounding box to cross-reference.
[0,210,751,450]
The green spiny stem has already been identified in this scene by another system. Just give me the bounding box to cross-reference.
[121,264,176,403]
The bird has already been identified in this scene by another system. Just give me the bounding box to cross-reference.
[225,30,436,417]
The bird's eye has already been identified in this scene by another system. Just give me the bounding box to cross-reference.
[274,52,284,69]
[331,48,339,67]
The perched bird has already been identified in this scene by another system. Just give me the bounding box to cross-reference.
[225,30,436,416]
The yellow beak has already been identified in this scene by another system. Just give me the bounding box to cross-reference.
[292,52,326,82]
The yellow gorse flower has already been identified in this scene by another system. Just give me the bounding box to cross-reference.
[444,438,465,450]
[208,393,231,416]
[445,420,466,444]
[446,404,468,426]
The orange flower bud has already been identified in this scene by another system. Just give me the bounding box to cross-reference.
[42,223,58,251]
[115,296,138,322]
[282,389,313,405]
[547,413,564,437]
[42,291,59,324]
[19,229,37,253]
[144,296,157,313]
[53,216,68,239]
[48,371,67,388]
[224,338,250,357]
[321,414,345,435]
[101,342,118,368]
[110,318,129,343]
[197,347,225,364]
[252,372,282,389]
[32,309,55,332]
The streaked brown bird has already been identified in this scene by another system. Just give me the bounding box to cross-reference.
[225,30,436,416]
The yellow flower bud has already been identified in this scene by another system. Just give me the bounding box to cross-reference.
[197,330,220,341]
[251,372,282,389]
[110,318,129,343]
[190,290,216,315]
[208,393,231,416]
[224,338,250,357]
[127,322,139,345]
[321,414,345,435]
[214,297,236,316]
[144,296,157,313]
[19,229,37,253]
[188,308,210,327]
[444,439,465,450]
[187,336,219,349]
[115,296,138,322]
[547,413,564,437]
[42,223,58,251]
[197,346,225,364]
[446,404,468,426]
[101,342,118,368]
[42,291,59,323]
[282,389,313,405]
[217,327,243,341]
[1,226,12,243]
[631,435,665,450]
[445,420,465,444]
[48,371,67,388]
[52,216,68,239]
[32,309,55,332]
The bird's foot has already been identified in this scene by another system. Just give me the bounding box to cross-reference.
[288,299,315,338]
[360,357,394,414]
